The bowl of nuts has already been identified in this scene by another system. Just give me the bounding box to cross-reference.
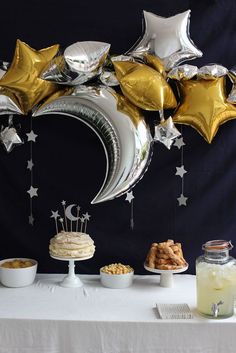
[100,263,134,289]
[0,258,38,288]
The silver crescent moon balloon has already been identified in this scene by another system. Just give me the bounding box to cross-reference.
[65,204,79,221]
[33,86,153,204]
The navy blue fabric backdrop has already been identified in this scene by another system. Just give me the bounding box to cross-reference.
[0,0,236,274]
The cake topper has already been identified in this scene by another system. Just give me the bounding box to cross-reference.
[50,201,91,233]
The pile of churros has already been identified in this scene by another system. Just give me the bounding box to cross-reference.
[145,239,187,270]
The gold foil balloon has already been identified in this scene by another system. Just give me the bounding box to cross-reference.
[144,54,166,77]
[173,77,236,143]
[113,61,177,111]
[0,40,59,114]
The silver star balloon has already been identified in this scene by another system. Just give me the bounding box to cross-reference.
[198,64,228,79]
[154,117,181,149]
[99,70,119,86]
[0,124,23,153]
[127,10,202,71]
[41,41,110,85]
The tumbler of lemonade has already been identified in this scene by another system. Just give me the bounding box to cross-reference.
[196,240,236,319]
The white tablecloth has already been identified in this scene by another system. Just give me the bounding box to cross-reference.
[0,274,235,353]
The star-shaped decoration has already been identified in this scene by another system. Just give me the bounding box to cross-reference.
[154,117,181,149]
[27,186,38,198]
[59,217,64,223]
[61,200,66,206]
[173,77,236,143]
[0,125,23,152]
[177,193,188,206]
[125,191,134,203]
[29,214,34,226]
[175,165,187,178]
[26,130,37,142]
[0,40,59,114]
[83,212,91,221]
[50,210,59,219]
[174,137,185,149]
[27,159,34,171]
[128,10,202,70]
[80,217,85,223]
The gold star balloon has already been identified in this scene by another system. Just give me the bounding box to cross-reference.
[113,61,177,111]
[0,39,59,114]
[173,77,236,143]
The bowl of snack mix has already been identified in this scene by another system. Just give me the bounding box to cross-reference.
[0,258,38,287]
[100,263,134,289]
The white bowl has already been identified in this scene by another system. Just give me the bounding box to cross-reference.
[0,258,38,288]
[100,270,134,289]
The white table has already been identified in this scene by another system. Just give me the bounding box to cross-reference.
[0,274,235,353]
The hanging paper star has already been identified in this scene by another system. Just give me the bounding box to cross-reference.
[128,10,202,70]
[154,117,181,149]
[177,194,188,206]
[27,159,34,171]
[0,125,23,152]
[125,191,134,203]
[173,77,236,143]
[27,186,38,198]
[175,165,187,178]
[26,130,37,142]
[0,40,59,114]
[174,137,185,149]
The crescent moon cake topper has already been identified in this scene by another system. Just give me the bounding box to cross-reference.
[65,204,79,221]
[50,200,91,233]
[33,86,153,204]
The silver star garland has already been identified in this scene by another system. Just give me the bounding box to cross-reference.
[125,191,135,230]
[27,116,38,225]
[175,127,188,206]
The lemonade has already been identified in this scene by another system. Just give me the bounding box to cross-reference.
[196,262,236,318]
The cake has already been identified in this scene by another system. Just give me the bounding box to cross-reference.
[49,231,95,258]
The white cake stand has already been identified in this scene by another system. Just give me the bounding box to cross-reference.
[144,263,188,288]
[51,255,93,288]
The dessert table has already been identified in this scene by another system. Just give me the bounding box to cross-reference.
[0,274,235,353]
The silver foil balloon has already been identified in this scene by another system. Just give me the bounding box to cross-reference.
[168,64,198,80]
[0,94,23,115]
[227,68,236,104]
[99,70,119,86]
[33,86,153,204]
[198,64,228,79]
[154,117,181,149]
[127,10,202,71]
[41,41,110,86]
[0,115,24,152]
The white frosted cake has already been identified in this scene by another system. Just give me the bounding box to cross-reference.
[49,231,95,258]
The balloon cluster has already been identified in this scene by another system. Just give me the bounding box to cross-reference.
[0,9,235,203]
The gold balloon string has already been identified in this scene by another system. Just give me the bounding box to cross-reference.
[159,109,165,122]
[26,115,38,225]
